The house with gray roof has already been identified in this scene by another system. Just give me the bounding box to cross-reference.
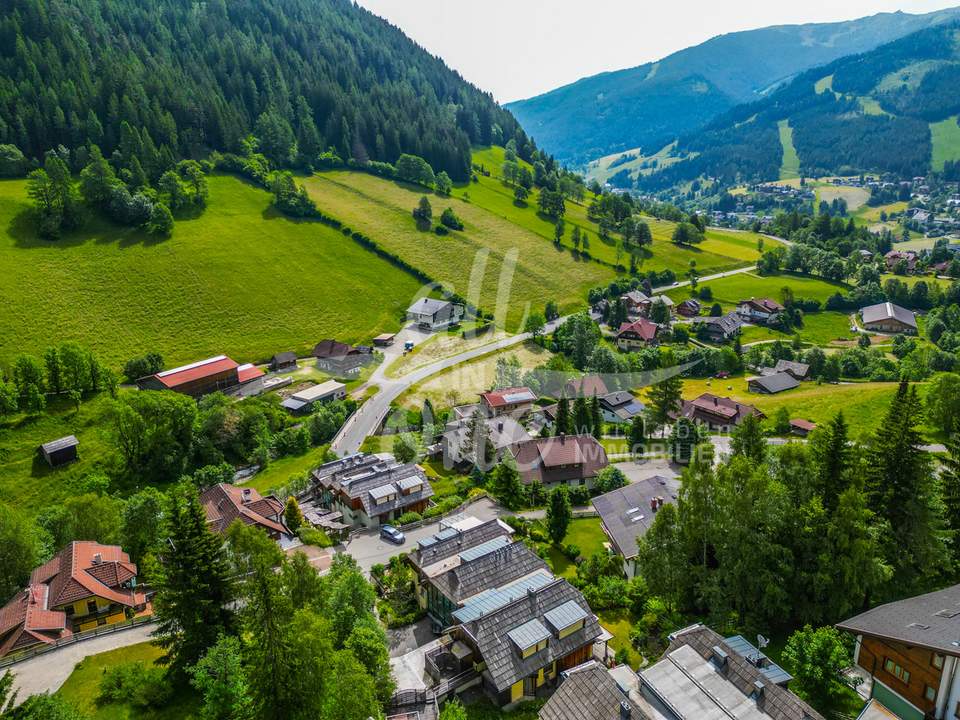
[306,453,434,527]
[638,624,824,720]
[693,312,743,343]
[406,297,464,330]
[836,583,960,720]
[860,302,917,335]
[748,372,800,395]
[540,661,655,720]
[440,414,531,467]
[592,475,680,577]
[599,391,646,425]
[773,360,810,380]
[451,577,604,706]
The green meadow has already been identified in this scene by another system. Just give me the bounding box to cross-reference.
[0,175,421,369]
[778,120,801,180]
[931,116,960,171]
[739,311,855,346]
[669,272,849,308]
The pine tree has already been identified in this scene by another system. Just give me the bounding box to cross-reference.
[648,352,683,436]
[555,396,571,435]
[730,413,765,465]
[283,496,303,533]
[546,485,572,545]
[153,483,234,678]
[590,396,603,439]
[628,415,645,456]
[940,420,960,562]
[573,396,590,435]
[811,411,850,511]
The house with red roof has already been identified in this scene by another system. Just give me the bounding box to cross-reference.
[201,483,290,540]
[137,355,241,397]
[675,393,765,431]
[563,376,609,399]
[508,434,609,489]
[0,542,147,657]
[736,297,784,326]
[615,318,660,351]
[480,387,537,418]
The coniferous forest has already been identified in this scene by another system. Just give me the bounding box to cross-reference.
[0,0,529,181]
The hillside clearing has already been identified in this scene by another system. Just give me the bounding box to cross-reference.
[778,120,801,180]
[817,185,870,212]
[931,116,960,171]
[670,272,849,308]
[0,175,421,368]
[740,311,854,346]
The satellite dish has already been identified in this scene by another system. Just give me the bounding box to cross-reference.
[757,634,769,650]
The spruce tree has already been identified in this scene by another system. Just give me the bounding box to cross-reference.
[555,396,571,435]
[730,413,765,465]
[573,396,590,434]
[628,415,645,456]
[811,411,850,511]
[590,396,603,439]
[940,420,960,561]
[546,485,572,545]
[153,483,234,678]
[647,352,683,436]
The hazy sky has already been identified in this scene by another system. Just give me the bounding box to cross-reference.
[354,0,960,103]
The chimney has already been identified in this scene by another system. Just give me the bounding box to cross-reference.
[498,421,504,433]
[92,553,102,565]
[713,397,718,406]
[560,433,566,444]
[711,646,728,671]
[753,680,765,703]
[650,498,657,512]
[619,701,631,720]
[242,488,252,504]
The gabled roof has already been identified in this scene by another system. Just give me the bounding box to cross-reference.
[564,376,609,398]
[154,355,238,388]
[599,391,635,409]
[618,318,659,341]
[738,297,784,313]
[510,435,609,486]
[311,454,434,518]
[428,540,549,604]
[836,582,960,656]
[313,339,368,359]
[540,661,653,720]
[592,476,680,560]
[641,624,824,720]
[462,579,602,692]
[237,363,265,383]
[695,312,743,335]
[0,584,68,658]
[40,435,78,454]
[773,360,809,379]
[748,372,800,394]
[407,297,454,316]
[481,387,537,408]
[679,394,764,425]
[200,483,287,536]
[621,290,649,306]
[860,302,917,329]
[409,518,514,571]
[790,419,816,432]
[271,351,297,364]
[31,542,141,610]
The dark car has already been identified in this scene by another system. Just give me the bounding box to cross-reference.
[380,524,405,545]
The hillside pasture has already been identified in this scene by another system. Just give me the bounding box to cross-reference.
[778,120,801,180]
[671,272,849,308]
[0,175,421,368]
[817,185,870,212]
[739,311,855,346]
[931,116,960,171]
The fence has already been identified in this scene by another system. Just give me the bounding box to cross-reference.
[0,615,156,669]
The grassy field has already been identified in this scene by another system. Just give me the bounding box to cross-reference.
[816,185,870,212]
[597,608,645,670]
[672,376,902,436]
[0,393,118,514]
[584,142,682,185]
[0,175,421,369]
[778,121,801,180]
[739,311,854,346]
[670,272,849,309]
[546,517,607,579]
[385,326,509,379]
[57,641,200,720]
[240,444,331,495]
[932,116,960,171]
[853,201,908,224]
[398,341,552,408]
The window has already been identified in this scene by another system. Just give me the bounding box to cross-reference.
[925,685,936,702]
[86,600,97,615]
[883,657,910,684]
[933,653,945,670]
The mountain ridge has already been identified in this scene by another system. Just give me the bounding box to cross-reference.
[506,7,960,167]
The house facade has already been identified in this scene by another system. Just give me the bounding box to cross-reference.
[598,391,645,425]
[861,302,918,335]
[837,583,960,720]
[313,339,373,376]
[307,453,434,527]
[616,319,660,351]
[736,297,784,325]
[693,312,742,342]
[675,393,765,431]
[0,542,148,657]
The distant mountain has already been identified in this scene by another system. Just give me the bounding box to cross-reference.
[506,7,960,167]
[0,0,526,180]
[636,22,960,192]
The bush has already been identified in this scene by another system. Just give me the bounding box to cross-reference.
[98,662,172,709]
[434,224,449,236]
[396,511,422,526]
[298,526,332,547]
[563,543,581,561]
[569,485,590,506]
[423,494,463,519]
[440,207,464,230]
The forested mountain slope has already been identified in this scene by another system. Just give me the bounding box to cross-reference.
[506,7,960,167]
[636,23,960,192]
[0,0,526,179]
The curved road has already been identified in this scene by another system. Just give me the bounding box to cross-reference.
[331,262,765,456]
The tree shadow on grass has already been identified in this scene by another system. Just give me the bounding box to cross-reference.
[9,207,164,250]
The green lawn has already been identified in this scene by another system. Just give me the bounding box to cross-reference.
[0,174,421,369]
[548,517,608,579]
[303,167,612,331]
[672,272,849,309]
[674,376,903,436]
[0,393,118,514]
[240,444,332,495]
[931,116,960,171]
[597,608,644,670]
[57,641,200,720]
[739,311,854,346]
[778,120,801,180]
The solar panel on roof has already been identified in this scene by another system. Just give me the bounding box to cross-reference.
[502,391,535,403]
[458,536,510,563]
[453,569,554,623]
[418,536,437,549]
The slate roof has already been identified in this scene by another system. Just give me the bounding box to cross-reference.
[429,540,549,604]
[641,624,824,720]
[407,297,455,317]
[860,302,917,330]
[509,434,609,486]
[694,312,743,336]
[773,360,809,379]
[748,372,800,394]
[738,298,784,314]
[836,582,960,656]
[592,476,681,560]
[621,290,650,306]
[540,661,652,720]
[313,339,369,359]
[408,517,513,571]
[40,435,78,455]
[201,483,287,536]
[310,453,434,518]
[460,578,602,692]
[271,351,297,366]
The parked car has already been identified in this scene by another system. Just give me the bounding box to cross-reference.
[380,524,405,544]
